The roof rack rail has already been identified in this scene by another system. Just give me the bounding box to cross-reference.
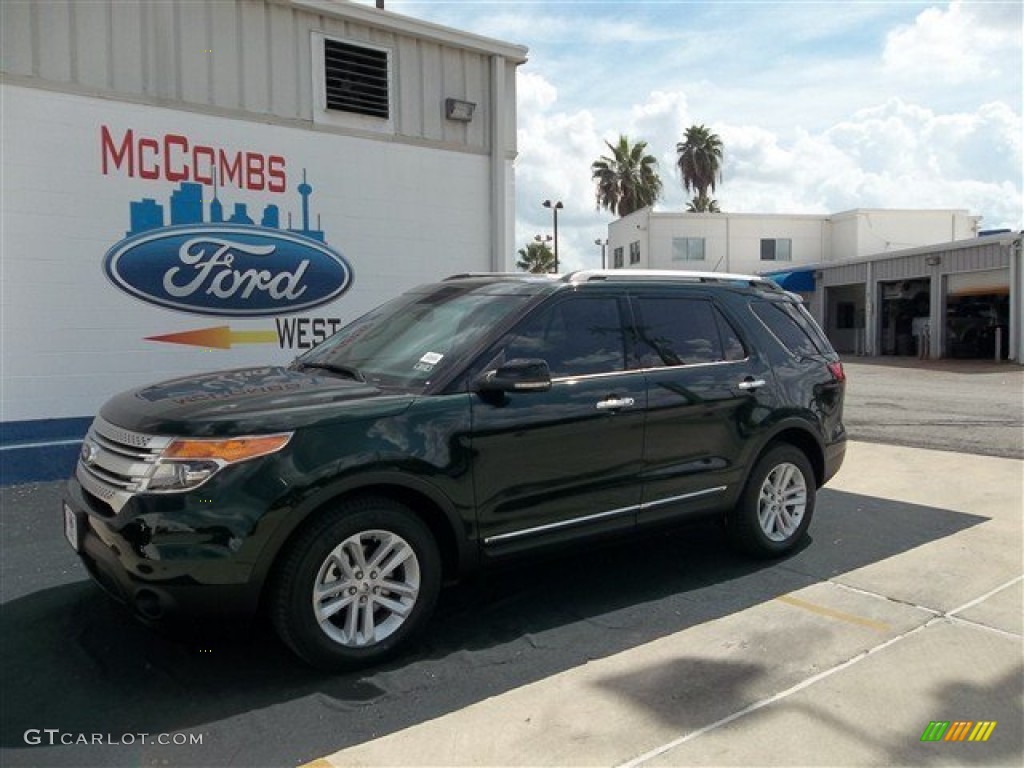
[444,272,559,281]
[564,269,781,288]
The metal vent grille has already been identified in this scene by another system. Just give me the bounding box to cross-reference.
[324,39,389,119]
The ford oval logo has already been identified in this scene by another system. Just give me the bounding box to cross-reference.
[103,225,353,317]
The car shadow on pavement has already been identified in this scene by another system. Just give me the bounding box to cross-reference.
[0,488,989,767]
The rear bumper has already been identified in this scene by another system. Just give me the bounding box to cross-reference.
[823,437,846,486]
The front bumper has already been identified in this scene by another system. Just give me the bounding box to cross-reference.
[63,474,266,621]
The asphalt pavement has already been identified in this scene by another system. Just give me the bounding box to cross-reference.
[0,359,1022,767]
[842,358,1023,459]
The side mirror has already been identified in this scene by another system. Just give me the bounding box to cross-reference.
[476,358,552,393]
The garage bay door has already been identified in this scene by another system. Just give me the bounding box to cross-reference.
[947,269,1010,296]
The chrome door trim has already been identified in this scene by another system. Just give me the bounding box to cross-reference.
[483,485,728,545]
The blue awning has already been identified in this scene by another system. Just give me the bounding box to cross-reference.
[765,269,816,292]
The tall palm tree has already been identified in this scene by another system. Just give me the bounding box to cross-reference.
[591,135,662,217]
[516,241,556,274]
[686,192,721,213]
[676,124,723,206]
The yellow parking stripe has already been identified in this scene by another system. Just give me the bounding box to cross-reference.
[775,594,891,632]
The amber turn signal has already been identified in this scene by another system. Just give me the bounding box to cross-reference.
[162,433,293,463]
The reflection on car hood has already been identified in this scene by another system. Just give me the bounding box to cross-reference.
[99,366,414,436]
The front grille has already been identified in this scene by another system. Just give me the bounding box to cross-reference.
[77,416,172,514]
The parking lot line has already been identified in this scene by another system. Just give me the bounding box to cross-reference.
[774,594,891,632]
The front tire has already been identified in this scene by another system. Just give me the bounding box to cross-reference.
[728,444,815,558]
[270,496,441,671]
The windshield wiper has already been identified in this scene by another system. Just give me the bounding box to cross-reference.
[296,361,365,382]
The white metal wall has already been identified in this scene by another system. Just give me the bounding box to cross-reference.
[0,0,524,156]
[0,1,529,425]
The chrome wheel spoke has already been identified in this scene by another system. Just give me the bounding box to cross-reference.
[344,540,369,572]
[360,600,376,642]
[380,578,417,599]
[317,593,355,622]
[376,540,414,578]
[374,594,411,617]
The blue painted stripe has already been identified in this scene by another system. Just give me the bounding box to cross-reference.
[1,417,92,486]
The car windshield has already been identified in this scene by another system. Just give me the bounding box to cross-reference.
[295,283,535,391]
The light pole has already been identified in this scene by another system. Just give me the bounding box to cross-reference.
[543,199,563,272]
[595,238,608,269]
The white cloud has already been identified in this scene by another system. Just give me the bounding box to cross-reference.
[883,1,1022,83]
[380,1,1023,266]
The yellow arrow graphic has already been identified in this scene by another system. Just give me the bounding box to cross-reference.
[145,326,278,349]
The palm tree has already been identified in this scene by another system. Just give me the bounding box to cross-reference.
[591,135,663,217]
[676,124,723,207]
[516,241,556,274]
[686,192,721,213]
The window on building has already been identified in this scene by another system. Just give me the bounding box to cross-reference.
[760,238,792,261]
[629,241,641,264]
[613,247,624,268]
[324,39,390,119]
[672,237,706,261]
[633,298,746,367]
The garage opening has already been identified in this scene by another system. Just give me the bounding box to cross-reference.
[879,279,931,356]
[945,270,1011,360]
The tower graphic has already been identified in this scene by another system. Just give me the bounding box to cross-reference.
[125,169,327,243]
[289,169,324,242]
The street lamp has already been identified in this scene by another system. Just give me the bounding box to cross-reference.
[543,199,563,272]
[595,238,608,269]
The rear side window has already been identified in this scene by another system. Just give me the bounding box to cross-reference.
[751,301,826,357]
[633,297,747,367]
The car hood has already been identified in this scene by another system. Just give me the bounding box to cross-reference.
[98,366,416,437]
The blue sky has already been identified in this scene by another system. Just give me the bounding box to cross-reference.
[359,0,1022,270]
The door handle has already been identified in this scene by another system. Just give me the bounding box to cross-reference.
[738,377,766,391]
[595,397,635,410]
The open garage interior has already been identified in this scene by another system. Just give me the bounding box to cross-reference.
[945,269,1011,360]
[824,284,866,355]
[809,232,1020,363]
[879,278,931,357]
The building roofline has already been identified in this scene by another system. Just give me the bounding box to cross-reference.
[290,0,529,63]
[763,231,1022,276]
[632,207,978,224]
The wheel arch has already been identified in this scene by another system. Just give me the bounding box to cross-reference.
[754,422,826,488]
[251,473,472,611]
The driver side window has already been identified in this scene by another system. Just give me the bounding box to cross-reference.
[499,297,626,378]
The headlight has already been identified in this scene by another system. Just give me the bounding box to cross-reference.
[138,433,293,492]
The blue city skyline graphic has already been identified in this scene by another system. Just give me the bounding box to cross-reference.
[126,170,325,243]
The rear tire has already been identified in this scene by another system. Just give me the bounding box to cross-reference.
[270,496,441,671]
[728,444,815,558]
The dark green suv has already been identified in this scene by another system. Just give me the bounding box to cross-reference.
[63,270,846,669]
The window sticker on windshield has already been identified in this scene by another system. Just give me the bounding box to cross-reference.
[414,351,444,373]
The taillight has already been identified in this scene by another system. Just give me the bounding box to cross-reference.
[827,361,846,382]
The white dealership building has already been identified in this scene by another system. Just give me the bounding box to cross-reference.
[0,0,526,481]
[609,208,1021,364]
